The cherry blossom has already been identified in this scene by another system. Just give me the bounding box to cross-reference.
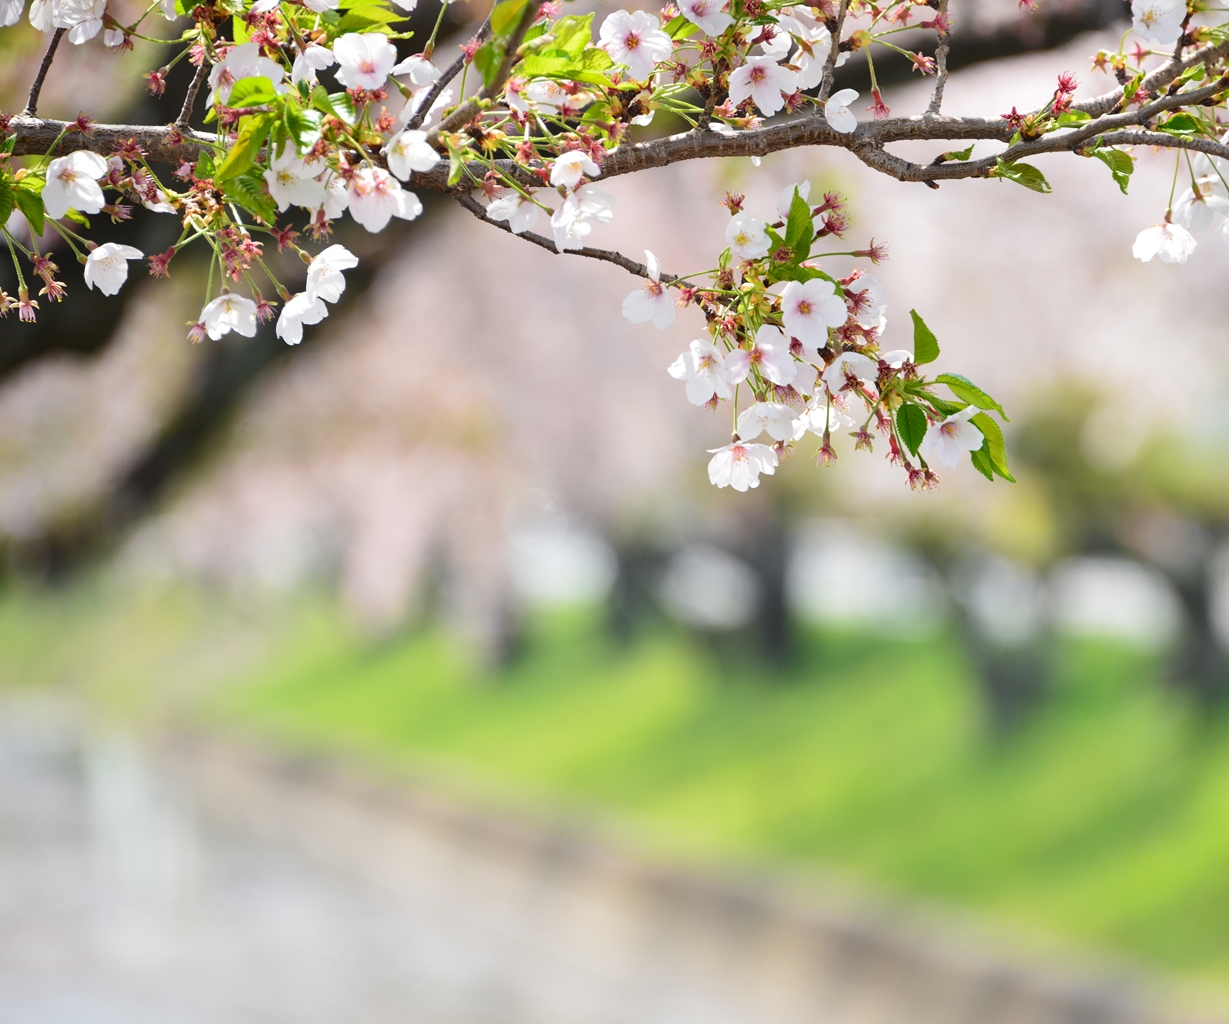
[707,441,779,491]
[27,0,52,30]
[385,129,440,180]
[727,55,798,117]
[668,339,734,405]
[83,243,142,296]
[1132,222,1197,264]
[347,166,423,232]
[845,273,887,328]
[1131,0,1184,45]
[550,150,601,190]
[264,148,327,212]
[791,393,857,438]
[821,351,878,393]
[757,14,801,61]
[780,278,847,350]
[679,0,732,36]
[306,244,359,304]
[485,188,541,234]
[42,150,108,219]
[55,0,104,43]
[391,53,439,89]
[599,9,672,81]
[550,185,615,252]
[201,293,258,340]
[206,42,287,107]
[333,33,397,91]
[825,89,859,133]
[292,43,336,86]
[276,291,329,346]
[725,211,770,261]
[622,250,675,329]
[791,20,833,90]
[1173,179,1229,233]
[1,0,24,26]
[727,325,797,386]
[920,407,984,468]
[777,180,811,221]
[736,401,797,442]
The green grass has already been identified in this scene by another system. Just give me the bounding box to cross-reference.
[6,581,1229,985]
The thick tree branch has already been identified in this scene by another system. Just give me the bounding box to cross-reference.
[8,116,217,164]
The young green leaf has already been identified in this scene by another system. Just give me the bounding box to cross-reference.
[1055,109,1092,125]
[225,75,279,108]
[474,39,507,90]
[939,144,974,162]
[896,403,928,456]
[225,169,278,224]
[993,159,1052,194]
[215,113,273,181]
[336,5,406,31]
[784,187,813,262]
[1091,146,1133,194]
[490,0,529,35]
[970,412,1015,481]
[550,14,595,57]
[969,446,996,480]
[910,309,940,365]
[934,373,1007,419]
[0,181,14,229]
[1158,111,1202,135]
[14,187,45,237]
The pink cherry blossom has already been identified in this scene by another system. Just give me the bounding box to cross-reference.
[668,339,734,405]
[919,407,984,468]
[727,55,798,116]
[707,441,778,490]
[622,250,675,329]
[727,325,797,386]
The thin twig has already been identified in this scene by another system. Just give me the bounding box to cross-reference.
[926,0,951,115]
[817,0,849,104]
[177,58,210,128]
[456,193,676,282]
[405,15,492,132]
[23,28,66,117]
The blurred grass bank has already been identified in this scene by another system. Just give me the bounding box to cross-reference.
[4,580,1229,989]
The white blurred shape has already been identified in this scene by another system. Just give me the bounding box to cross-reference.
[1207,544,1229,649]
[508,527,617,606]
[955,556,1046,646]
[660,543,760,630]
[787,519,945,634]
[1049,557,1181,649]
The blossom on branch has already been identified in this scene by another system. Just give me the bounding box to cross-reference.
[622,250,675,329]
[200,294,258,340]
[1132,222,1197,264]
[599,9,672,81]
[727,55,798,117]
[725,211,770,260]
[347,166,423,232]
[669,339,735,405]
[333,33,398,91]
[728,325,796,386]
[83,243,143,295]
[42,150,108,219]
[781,277,847,350]
[306,244,359,303]
[919,407,984,468]
[824,89,859,133]
[679,0,732,36]
[707,441,778,491]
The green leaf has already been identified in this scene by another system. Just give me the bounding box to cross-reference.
[195,148,217,179]
[336,5,405,30]
[784,187,813,261]
[225,75,279,108]
[771,263,835,284]
[970,412,1015,481]
[1054,109,1091,126]
[935,373,1007,419]
[232,13,249,42]
[663,12,699,37]
[939,144,974,162]
[1091,146,1133,194]
[447,142,466,187]
[14,186,44,236]
[1158,111,1202,135]
[283,105,321,152]
[312,89,357,123]
[215,113,273,181]
[516,52,610,85]
[225,169,277,224]
[551,13,594,57]
[993,159,1052,194]
[910,309,939,365]
[490,0,528,35]
[1175,61,1206,87]
[970,446,996,481]
[0,182,13,230]
[1123,71,1144,102]
[896,404,928,457]
[474,39,507,91]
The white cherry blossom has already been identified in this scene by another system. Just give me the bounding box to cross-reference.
[679,0,732,36]
[780,277,847,349]
[83,243,142,296]
[727,55,798,117]
[391,54,439,89]
[347,166,422,232]
[599,9,673,80]
[727,325,796,386]
[821,351,879,393]
[207,42,287,106]
[28,0,52,30]
[707,441,779,491]
[880,349,913,368]
[920,407,984,468]
[385,129,440,180]
[1173,178,1229,232]
[306,244,359,304]
[42,150,108,219]
[1132,221,1197,263]
[1,0,25,26]
[668,339,734,405]
[333,33,397,91]
[201,294,258,340]
[485,188,541,234]
[264,148,327,212]
[825,88,859,133]
[54,0,104,43]
[622,250,675,329]
[725,211,770,261]
[757,14,800,60]
[1132,0,1184,44]
[276,292,329,345]
[777,180,811,221]
[845,272,886,328]
[792,21,833,90]
[550,185,615,252]
[292,43,336,85]
[737,402,797,442]
[550,150,601,190]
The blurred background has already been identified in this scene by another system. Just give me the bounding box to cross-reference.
[5,0,1229,1020]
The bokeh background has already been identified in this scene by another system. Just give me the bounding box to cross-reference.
[5,1,1229,1020]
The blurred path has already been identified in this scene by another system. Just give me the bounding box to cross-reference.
[0,700,1208,1024]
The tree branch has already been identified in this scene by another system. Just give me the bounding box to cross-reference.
[7,116,217,164]
[405,15,492,132]
[926,0,952,115]
[23,28,66,117]
[817,0,849,104]
[177,58,210,128]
